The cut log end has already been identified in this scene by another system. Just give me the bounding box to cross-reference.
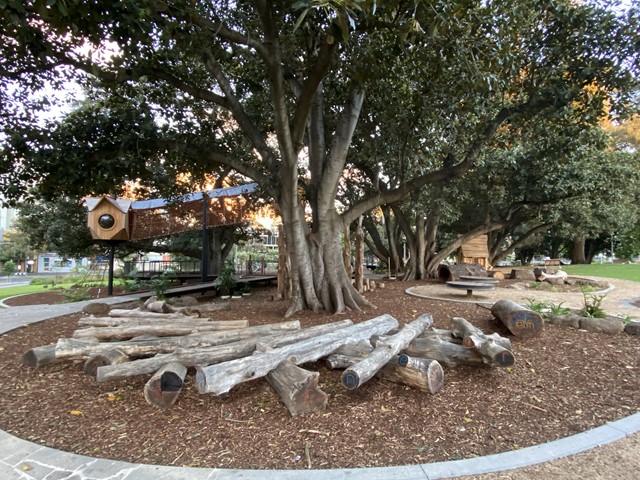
[341,370,360,390]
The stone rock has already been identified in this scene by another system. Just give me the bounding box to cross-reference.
[510,269,536,281]
[579,316,625,334]
[82,302,111,315]
[624,320,640,336]
[548,315,581,329]
[170,296,200,307]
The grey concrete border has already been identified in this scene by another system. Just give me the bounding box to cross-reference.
[1,286,640,479]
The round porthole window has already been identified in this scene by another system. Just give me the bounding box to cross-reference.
[98,214,116,229]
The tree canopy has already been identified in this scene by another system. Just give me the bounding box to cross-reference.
[1,0,638,314]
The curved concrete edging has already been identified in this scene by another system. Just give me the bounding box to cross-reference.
[1,286,639,479]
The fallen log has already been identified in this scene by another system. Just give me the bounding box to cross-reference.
[144,297,177,313]
[178,302,231,317]
[341,314,432,390]
[196,314,399,395]
[83,349,130,376]
[78,315,206,327]
[73,319,250,341]
[266,360,328,416]
[451,317,514,367]
[108,309,194,319]
[326,344,444,394]
[402,337,485,368]
[144,362,188,408]
[491,299,544,339]
[55,320,301,361]
[96,320,353,383]
[23,344,61,368]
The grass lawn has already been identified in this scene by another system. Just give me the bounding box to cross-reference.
[562,263,640,282]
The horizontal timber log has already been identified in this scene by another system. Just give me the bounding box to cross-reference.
[491,299,544,339]
[73,319,249,340]
[326,344,444,394]
[402,337,485,368]
[96,320,353,383]
[23,344,60,368]
[451,317,514,367]
[341,314,433,390]
[108,309,194,319]
[196,314,399,395]
[55,321,301,361]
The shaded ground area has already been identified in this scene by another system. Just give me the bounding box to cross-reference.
[0,279,638,471]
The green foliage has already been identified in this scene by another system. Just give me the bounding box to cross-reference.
[580,291,607,318]
[140,272,176,300]
[2,260,17,276]
[562,264,640,282]
[59,287,93,303]
[525,299,571,319]
[215,261,236,296]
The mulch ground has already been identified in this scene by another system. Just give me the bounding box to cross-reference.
[0,280,638,470]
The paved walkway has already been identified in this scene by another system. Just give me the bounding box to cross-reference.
[1,281,639,479]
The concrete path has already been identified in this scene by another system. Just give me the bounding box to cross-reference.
[1,282,639,479]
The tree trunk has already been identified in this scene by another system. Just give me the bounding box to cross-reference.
[451,317,514,367]
[55,320,301,361]
[143,362,188,408]
[354,216,364,292]
[437,263,488,282]
[341,314,432,389]
[342,225,352,279]
[571,235,588,264]
[266,360,328,416]
[95,320,353,382]
[83,349,130,376]
[73,319,249,341]
[490,299,544,339]
[195,314,399,395]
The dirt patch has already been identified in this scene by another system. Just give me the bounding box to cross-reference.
[0,280,638,471]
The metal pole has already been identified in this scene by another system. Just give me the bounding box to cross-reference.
[201,192,209,283]
[108,242,115,296]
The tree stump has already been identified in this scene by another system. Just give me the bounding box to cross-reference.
[491,299,544,339]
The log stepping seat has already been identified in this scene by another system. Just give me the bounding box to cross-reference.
[446,281,496,297]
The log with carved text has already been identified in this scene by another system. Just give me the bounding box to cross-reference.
[195,314,399,395]
[491,299,544,339]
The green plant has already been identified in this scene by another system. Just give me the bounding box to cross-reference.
[580,290,607,318]
[242,282,251,294]
[60,287,92,303]
[215,262,236,296]
[144,272,175,300]
[525,298,547,313]
[547,302,571,317]
[2,260,17,276]
[29,277,55,286]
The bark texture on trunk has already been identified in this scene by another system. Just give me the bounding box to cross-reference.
[143,362,188,408]
[491,300,544,339]
[266,360,328,416]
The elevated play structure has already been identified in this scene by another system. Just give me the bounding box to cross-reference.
[86,183,257,242]
[85,183,257,294]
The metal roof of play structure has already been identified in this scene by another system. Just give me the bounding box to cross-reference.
[86,183,258,241]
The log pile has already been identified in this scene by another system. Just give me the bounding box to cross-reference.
[22,298,517,416]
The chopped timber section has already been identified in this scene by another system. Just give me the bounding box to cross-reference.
[266,360,328,416]
[402,337,486,368]
[437,263,488,282]
[22,344,60,368]
[327,344,444,394]
[451,317,514,367]
[491,299,544,339]
[195,314,399,395]
[341,314,433,390]
[83,349,130,376]
[393,356,444,394]
[144,362,188,408]
[95,320,353,383]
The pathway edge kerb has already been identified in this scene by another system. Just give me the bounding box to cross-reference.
[1,283,640,479]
